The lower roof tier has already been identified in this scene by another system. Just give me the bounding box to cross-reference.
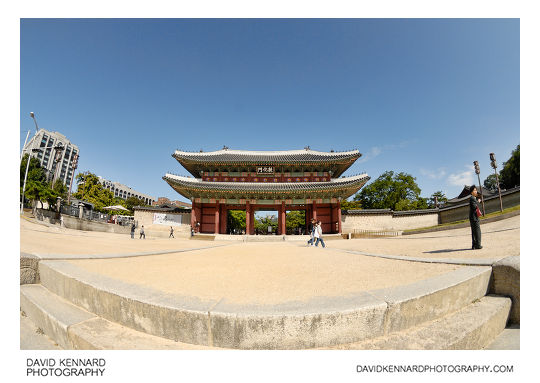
[163,173,370,200]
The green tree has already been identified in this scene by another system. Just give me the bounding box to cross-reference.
[255,215,278,234]
[499,145,520,189]
[73,172,114,212]
[227,210,246,233]
[354,171,425,211]
[124,196,148,212]
[52,179,68,200]
[20,153,46,187]
[483,174,498,192]
[285,210,305,233]
[428,191,448,208]
[340,199,363,210]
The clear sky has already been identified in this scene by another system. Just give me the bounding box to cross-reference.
[20,19,519,203]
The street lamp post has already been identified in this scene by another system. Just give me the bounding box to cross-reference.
[473,161,486,215]
[67,153,79,206]
[51,143,65,185]
[20,112,42,214]
[20,148,42,214]
[490,153,504,212]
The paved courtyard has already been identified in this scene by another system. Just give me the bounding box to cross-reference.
[20,215,519,305]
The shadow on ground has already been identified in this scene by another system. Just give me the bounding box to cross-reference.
[423,248,472,254]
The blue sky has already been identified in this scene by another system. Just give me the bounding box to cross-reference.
[20,19,519,203]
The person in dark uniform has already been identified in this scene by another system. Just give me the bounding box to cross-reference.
[468,185,482,249]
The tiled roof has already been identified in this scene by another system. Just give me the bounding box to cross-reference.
[173,148,361,163]
[163,173,370,200]
[172,148,362,177]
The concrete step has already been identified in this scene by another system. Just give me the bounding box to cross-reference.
[20,310,63,350]
[37,259,493,349]
[326,295,511,350]
[20,284,219,350]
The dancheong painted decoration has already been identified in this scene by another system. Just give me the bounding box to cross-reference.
[163,148,370,234]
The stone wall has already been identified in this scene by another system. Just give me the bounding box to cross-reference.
[61,214,131,234]
[342,210,439,232]
[439,188,520,224]
[133,210,192,238]
[490,256,520,324]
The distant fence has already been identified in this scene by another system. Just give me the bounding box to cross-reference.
[348,229,402,238]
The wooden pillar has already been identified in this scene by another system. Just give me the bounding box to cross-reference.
[191,202,197,229]
[337,201,342,233]
[214,201,220,234]
[331,204,337,234]
[312,200,317,222]
[280,201,286,235]
[220,204,227,234]
[191,202,201,233]
[246,201,252,235]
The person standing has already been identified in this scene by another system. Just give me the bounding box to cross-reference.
[169,226,174,238]
[307,218,316,246]
[130,223,135,239]
[140,225,145,239]
[314,221,326,248]
[469,186,482,249]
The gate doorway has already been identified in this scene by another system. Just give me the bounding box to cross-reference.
[254,210,278,235]
[227,209,246,234]
[286,210,306,235]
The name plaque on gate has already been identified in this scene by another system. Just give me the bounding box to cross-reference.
[256,166,275,175]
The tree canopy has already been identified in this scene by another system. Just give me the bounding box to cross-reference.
[483,174,498,192]
[353,171,427,211]
[73,172,114,213]
[499,144,519,189]
[20,154,60,211]
[428,191,448,208]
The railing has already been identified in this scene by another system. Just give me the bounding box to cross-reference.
[60,204,79,217]
[349,229,401,238]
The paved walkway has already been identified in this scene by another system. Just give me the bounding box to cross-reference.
[21,216,519,305]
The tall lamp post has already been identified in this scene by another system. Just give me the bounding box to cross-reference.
[67,153,79,205]
[473,161,486,215]
[51,143,65,185]
[20,112,42,214]
[490,153,504,212]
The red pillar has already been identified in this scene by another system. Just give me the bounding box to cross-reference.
[191,202,201,233]
[280,201,286,235]
[220,204,227,234]
[214,202,220,234]
[246,201,254,235]
[331,204,337,233]
[337,201,342,233]
[312,200,318,222]
[191,203,196,229]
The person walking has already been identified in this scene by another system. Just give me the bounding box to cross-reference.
[314,221,326,248]
[130,223,135,239]
[468,185,482,249]
[139,225,146,239]
[307,218,316,246]
[169,226,174,238]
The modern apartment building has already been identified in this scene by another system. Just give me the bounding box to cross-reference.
[22,129,79,187]
[97,176,156,206]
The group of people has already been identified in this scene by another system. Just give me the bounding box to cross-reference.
[307,219,325,248]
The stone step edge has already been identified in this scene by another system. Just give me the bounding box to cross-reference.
[324,295,511,350]
[40,261,491,349]
[20,284,220,350]
[38,261,492,349]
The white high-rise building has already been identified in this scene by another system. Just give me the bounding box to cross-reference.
[97,176,156,206]
[22,129,80,187]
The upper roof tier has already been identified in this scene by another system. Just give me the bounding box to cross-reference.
[173,148,362,178]
[163,173,370,201]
